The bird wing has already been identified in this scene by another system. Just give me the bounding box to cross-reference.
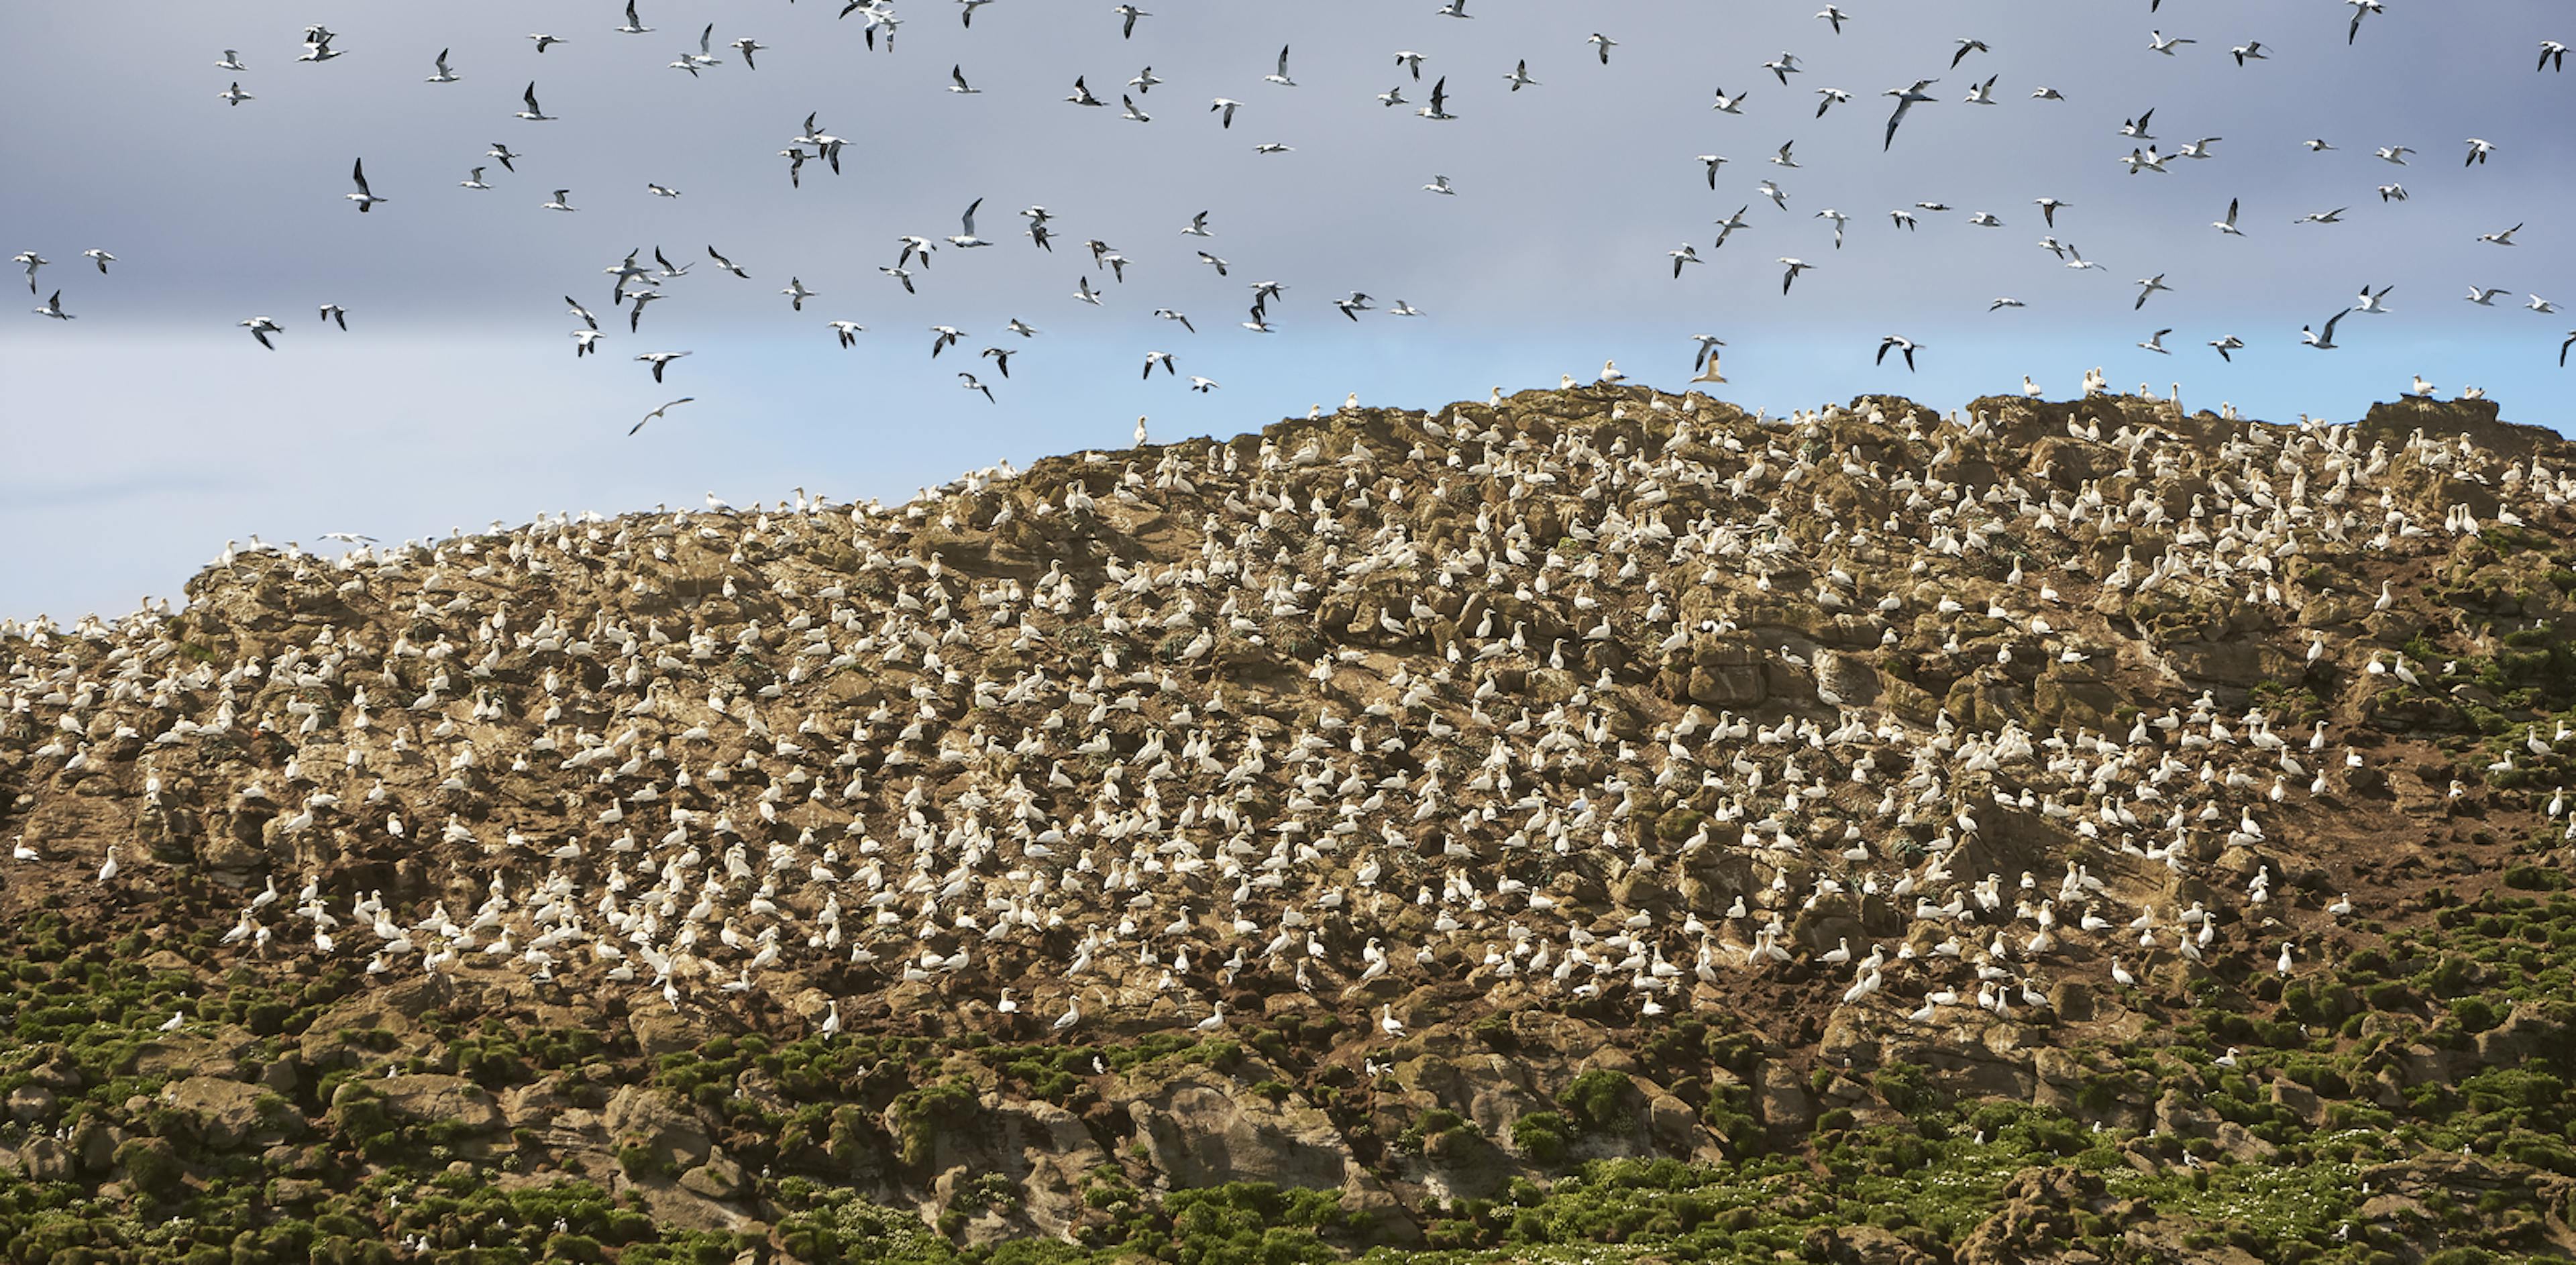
[961,198,981,235]
[1277,45,1291,76]
[351,158,370,195]
[2320,308,2350,341]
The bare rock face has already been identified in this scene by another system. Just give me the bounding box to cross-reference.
[604,1085,710,1172]
[1126,1067,1368,1193]
[156,1077,271,1150]
[376,1075,506,1136]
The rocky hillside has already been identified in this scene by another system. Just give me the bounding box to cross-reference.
[7,384,2576,1265]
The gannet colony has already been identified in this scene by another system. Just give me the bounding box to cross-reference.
[7,384,2576,1262]
[10,0,2576,1261]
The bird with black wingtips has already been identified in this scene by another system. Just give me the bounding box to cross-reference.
[1417,76,1452,119]
[636,351,689,383]
[345,159,387,213]
[957,372,995,402]
[1882,79,1935,150]
[830,321,863,348]
[1876,335,1921,371]
[2302,308,2353,349]
[627,397,692,435]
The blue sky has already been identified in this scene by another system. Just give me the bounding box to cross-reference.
[3,0,2571,618]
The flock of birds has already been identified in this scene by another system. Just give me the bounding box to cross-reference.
[9,1,2573,438]
[6,383,2573,1052]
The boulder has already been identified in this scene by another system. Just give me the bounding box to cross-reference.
[378,1074,505,1136]
[158,1076,271,1149]
[604,1085,710,1171]
[1125,1068,1358,1191]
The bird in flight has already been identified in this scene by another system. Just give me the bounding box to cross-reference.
[345,159,388,213]
[1875,335,1922,370]
[1883,80,1936,150]
[2301,309,2353,349]
[629,398,693,435]
[636,350,690,382]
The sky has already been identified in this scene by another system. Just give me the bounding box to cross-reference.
[2,0,2571,619]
